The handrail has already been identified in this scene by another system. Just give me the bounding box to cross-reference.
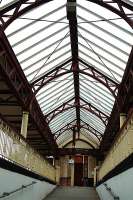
[103,183,120,200]
[0,181,36,198]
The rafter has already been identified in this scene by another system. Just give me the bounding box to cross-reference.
[0,28,57,149]
[67,0,80,138]
[100,47,133,151]
[0,0,132,153]
[54,119,76,139]
[80,97,109,125]
[79,59,119,99]
[45,96,109,125]
[0,0,53,29]
[80,119,103,137]
[87,0,133,28]
[45,97,75,123]
[30,59,118,111]
[31,59,72,92]
[0,0,133,30]
[54,119,102,142]
[113,0,133,11]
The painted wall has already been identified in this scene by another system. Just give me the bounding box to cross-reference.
[59,134,99,148]
[0,167,56,200]
[64,140,93,149]
[60,156,69,178]
[56,155,96,186]
[88,156,96,178]
[98,114,133,180]
[96,167,133,200]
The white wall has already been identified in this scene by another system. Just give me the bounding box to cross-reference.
[0,167,56,200]
[96,167,133,200]
[65,140,93,149]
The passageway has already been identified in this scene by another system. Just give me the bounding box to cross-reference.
[44,186,99,200]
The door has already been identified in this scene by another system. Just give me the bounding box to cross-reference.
[74,156,83,186]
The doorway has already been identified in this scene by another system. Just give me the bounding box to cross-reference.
[74,156,83,186]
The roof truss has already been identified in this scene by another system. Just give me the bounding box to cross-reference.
[67,0,80,137]
[45,97,109,125]
[54,119,102,141]
[0,0,132,153]
[30,58,118,105]
[0,28,57,149]
[0,0,133,29]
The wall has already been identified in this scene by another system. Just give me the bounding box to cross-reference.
[0,167,56,200]
[55,159,60,184]
[59,134,99,148]
[0,119,56,182]
[98,112,133,180]
[96,167,133,200]
[56,155,96,186]
[88,156,96,178]
[59,156,71,186]
[64,140,93,149]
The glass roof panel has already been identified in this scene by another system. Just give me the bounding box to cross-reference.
[80,109,105,133]
[36,73,74,115]
[49,108,76,133]
[80,74,114,102]
[3,0,133,146]
[80,86,113,110]
[77,0,132,85]
[57,129,73,145]
[79,73,114,116]
[5,1,70,82]
[0,0,19,8]
[80,129,99,144]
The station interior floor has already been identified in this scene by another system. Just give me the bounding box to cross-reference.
[44,186,99,200]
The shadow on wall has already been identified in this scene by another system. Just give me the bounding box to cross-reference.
[96,167,133,200]
[0,167,56,200]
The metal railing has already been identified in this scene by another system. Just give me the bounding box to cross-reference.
[0,181,36,198]
[103,183,120,200]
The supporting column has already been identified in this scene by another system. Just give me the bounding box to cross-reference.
[55,159,60,185]
[70,161,74,186]
[60,156,70,185]
[20,111,29,138]
[68,156,74,186]
[93,166,99,187]
[120,113,126,128]
[88,156,96,186]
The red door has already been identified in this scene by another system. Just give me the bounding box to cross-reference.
[74,156,83,186]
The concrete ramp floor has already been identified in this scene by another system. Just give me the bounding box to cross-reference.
[44,186,99,200]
